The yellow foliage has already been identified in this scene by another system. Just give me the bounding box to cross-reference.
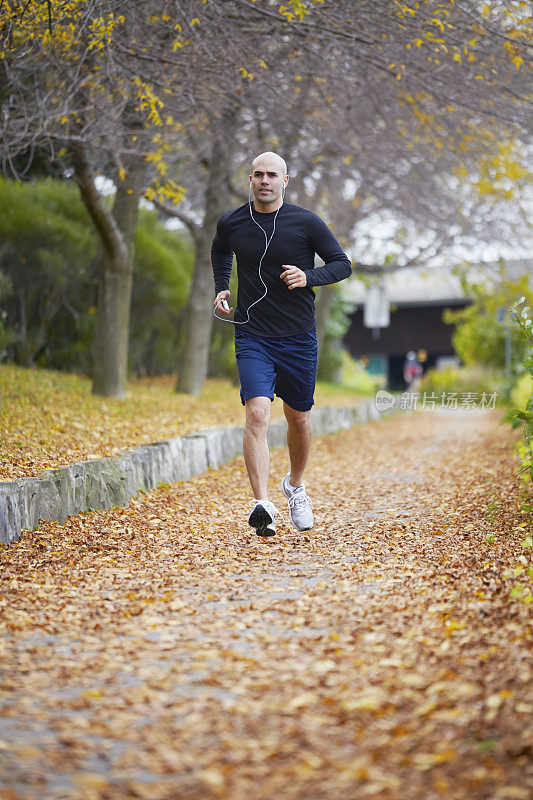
[132,78,164,126]
[430,18,445,32]
[2,2,179,150]
[88,13,125,51]
[2,2,86,54]
[145,178,187,206]
[394,1,416,18]
[464,139,532,199]
[278,1,310,22]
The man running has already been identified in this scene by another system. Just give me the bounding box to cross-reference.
[212,152,352,536]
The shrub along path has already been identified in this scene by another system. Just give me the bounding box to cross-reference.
[0,408,531,800]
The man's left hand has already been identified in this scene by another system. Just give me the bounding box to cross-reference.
[280,264,307,290]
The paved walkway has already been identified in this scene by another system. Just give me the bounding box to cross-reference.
[1,408,531,800]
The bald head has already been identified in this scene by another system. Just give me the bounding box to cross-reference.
[249,151,289,212]
[251,151,288,178]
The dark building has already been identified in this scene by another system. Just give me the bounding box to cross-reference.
[342,259,531,391]
[344,298,470,390]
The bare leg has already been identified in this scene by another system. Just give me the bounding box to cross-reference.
[283,402,312,487]
[243,396,271,499]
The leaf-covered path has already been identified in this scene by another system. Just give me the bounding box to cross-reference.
[1,408,531,800]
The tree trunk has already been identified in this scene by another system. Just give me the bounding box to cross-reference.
[176,137,232,395]
[92,162,144,397]
[72,143,144,398]
[91,264,132,397]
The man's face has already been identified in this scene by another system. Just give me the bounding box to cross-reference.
[249,156,288,209]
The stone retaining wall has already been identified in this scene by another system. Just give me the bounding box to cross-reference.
[0,398,388,546]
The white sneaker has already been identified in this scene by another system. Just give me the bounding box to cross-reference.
[248,499,278,537]
[281,474,314,531]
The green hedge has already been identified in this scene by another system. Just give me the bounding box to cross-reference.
[419,364,507,402]
[443,274,533,373]
[0,177,193,375]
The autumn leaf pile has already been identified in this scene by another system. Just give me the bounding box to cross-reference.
[1,407,531,799]
[0,365,361,481]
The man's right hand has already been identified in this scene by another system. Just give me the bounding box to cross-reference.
[214,290,233,314]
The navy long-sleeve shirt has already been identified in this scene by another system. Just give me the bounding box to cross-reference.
[211,202,352,338]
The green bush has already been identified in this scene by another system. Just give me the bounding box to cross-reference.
[317,287,351,382]
[130,209,193,376]
[0,177,193,375]
[419,364,506,403]
[505,297,533,485]
[511,373,533,413]
[208,267,239,383]
[340,351,378,394]
[443,273,532,373]
[0,177,98,369]
[0,271,14,359]
[503,298,533,604]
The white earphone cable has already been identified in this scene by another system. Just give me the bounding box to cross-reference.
[213,183,284,325]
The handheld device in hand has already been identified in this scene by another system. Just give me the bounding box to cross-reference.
[220,298,230,312]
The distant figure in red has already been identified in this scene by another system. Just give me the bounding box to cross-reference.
[403,351,423,390]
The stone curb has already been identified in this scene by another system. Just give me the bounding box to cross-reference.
[0,397,393,546]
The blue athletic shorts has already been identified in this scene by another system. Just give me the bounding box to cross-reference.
[234,327,318,412]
